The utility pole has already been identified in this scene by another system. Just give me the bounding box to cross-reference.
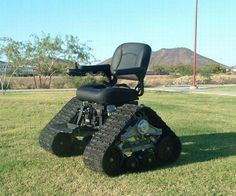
[192,0,198,88]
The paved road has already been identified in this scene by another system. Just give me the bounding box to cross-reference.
[4,84,236,97]
[6,88,76,93]
[148,84,236,97]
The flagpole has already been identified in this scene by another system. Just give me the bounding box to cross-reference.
[192,0,198,88]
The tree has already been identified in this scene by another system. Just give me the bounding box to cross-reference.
[25,33,95,88]
[64,35,94,65]
[171,64,192,76]
[0,34,95,90]
[0,38,25,94]
[25,34,64,88]
[197,64,226,76]
[152,64,171,75]
[152,64,193,76]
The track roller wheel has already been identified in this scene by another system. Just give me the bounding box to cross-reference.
[141,151,156,168]
[102,146,124,176]
[125,156,140,172]
[155,134,181,165]
[72,136,92,155]
[51,132,73,157]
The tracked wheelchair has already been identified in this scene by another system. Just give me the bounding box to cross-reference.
[39,43,181,176]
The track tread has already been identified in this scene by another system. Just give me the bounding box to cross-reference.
[83,104,138,174]
[39,97,81,154]
[83,104,180,175]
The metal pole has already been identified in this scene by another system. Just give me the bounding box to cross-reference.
[193,0,198,87]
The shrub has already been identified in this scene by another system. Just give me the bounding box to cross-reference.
[197,64,226,76]
[171,64,192,76]
[62,76,106,88]
[152,64,171,75]
[152,64,226,77]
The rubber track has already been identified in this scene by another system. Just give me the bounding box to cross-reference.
[83,104,138,174]
[39,97,81,154]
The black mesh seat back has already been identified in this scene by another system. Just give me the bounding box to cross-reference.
[111,43,151,80]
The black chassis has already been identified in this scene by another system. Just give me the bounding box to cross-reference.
[67,99,138,138]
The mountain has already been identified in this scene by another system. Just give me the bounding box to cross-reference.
[100,47,222,70]
[149,47,220,68]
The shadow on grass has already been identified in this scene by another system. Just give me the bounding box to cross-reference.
[178,132,236,166]
[126,132,236,175]
[55,132,236,175]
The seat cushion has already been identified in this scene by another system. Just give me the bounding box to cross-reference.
[76,85,138,105]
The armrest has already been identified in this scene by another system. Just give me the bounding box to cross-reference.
[67,64,111,76]
[114,67,145,76]
[78,64,111,73]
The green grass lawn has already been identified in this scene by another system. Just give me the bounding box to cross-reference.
[206,86,236,91]
[0,91,236,195]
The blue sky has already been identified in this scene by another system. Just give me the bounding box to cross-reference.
[0,0,235,66]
